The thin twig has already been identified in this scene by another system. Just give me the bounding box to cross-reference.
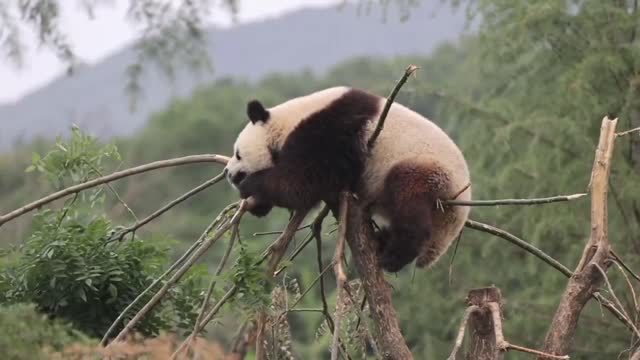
[110,200,246,344]
[0,154,229,227]
[256,209,310,360]
[594,264,633,326]
[612,260,639,312]
[195,286,238,333]
[616,126,640,137]
[446,305,479,360]
[445,193,586,206]
[593,292,640,339]
[331,192,350,360]
[171,217,241,358]
[506,343,570,359]
[465,220,573,277]
[610,250,640,283]
[313,205,334,330]
[109,173,225,241]
[99,202,239,346]
[253,224,311,236]
[84,160,139,222]
[343,284,379,357]
[367,64,419,151]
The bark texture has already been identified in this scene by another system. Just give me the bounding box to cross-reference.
[345,196,413,360]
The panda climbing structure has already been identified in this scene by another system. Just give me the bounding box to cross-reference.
[224,86,471,273]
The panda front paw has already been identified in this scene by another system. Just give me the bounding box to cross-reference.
[374,228,416,273]
[373,228,392,255]
[248,200,273,217]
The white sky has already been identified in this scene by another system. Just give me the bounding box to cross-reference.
[0,0,340,104]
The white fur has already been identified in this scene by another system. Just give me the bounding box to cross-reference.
[363,100,471,265]
[226,87,350,179]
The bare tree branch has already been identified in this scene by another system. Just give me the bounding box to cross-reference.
[616,126,640,137]
[367,64,419,150]
[110,199,247,344]
[465,220,572,278]
[100,201,239,346]
[465,219,640,337]
[446,305,479,360]
[445,193,586,207]
[0,154,229,228]
[331,192,350,360]
[256,209,310,360]
[487,302,569,359]
[171,214,242,358]
[109,172,226,241]
[540,116,618,359]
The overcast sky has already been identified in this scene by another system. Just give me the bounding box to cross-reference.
[0,0,340,105]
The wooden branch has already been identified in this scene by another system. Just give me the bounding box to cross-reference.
[446,305,478,360]
[540,116,618,359]
[610,250,640,283]
[612,260,639,313]
[465,220,573,278]
[331,192,349,360]
[100,201,239,345]
[109,172,225,241]
[0,154,229,228]
[313,205,335,332]
[465,219,640,336]
[344,194,413,359]
[111,200,247,344]
[616,126,640,137]
[171,217,241,358]
[256,209,309,360]
[367,64,419,151]
[487,302,569,360]
[445,193,586,207]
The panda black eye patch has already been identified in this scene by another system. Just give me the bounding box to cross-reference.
[235,150,242,160]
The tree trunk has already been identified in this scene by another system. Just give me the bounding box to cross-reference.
[540,116,617,359]
[465,287,504,360]
[344,196,413,360]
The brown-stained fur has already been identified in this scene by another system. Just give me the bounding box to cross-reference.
[237,88,379,215]
[374,160,451,272]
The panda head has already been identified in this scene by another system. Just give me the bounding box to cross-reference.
[225,100,274,188]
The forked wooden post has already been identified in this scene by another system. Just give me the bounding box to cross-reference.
[539,116,618,359]
[465,287,504,360]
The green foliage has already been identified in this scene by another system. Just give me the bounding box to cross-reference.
[3,7,640,355]
[227,242,270,314]
[0,129,207,339]
[25,126,120,190]
[0,303,90,359]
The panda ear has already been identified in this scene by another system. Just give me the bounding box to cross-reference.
[247,100,270,124]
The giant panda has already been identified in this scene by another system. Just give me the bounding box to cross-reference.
[224,86,471,272]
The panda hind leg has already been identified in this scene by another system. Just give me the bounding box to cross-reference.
[375,163,436,273]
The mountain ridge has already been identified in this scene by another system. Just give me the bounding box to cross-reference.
[0,2,467,151]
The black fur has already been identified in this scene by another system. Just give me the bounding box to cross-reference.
[247,100,269,123]
[237,88,379,215]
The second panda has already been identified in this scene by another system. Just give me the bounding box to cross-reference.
[224,86,471,272]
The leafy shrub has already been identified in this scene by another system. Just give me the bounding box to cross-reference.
[0,128,207,339]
